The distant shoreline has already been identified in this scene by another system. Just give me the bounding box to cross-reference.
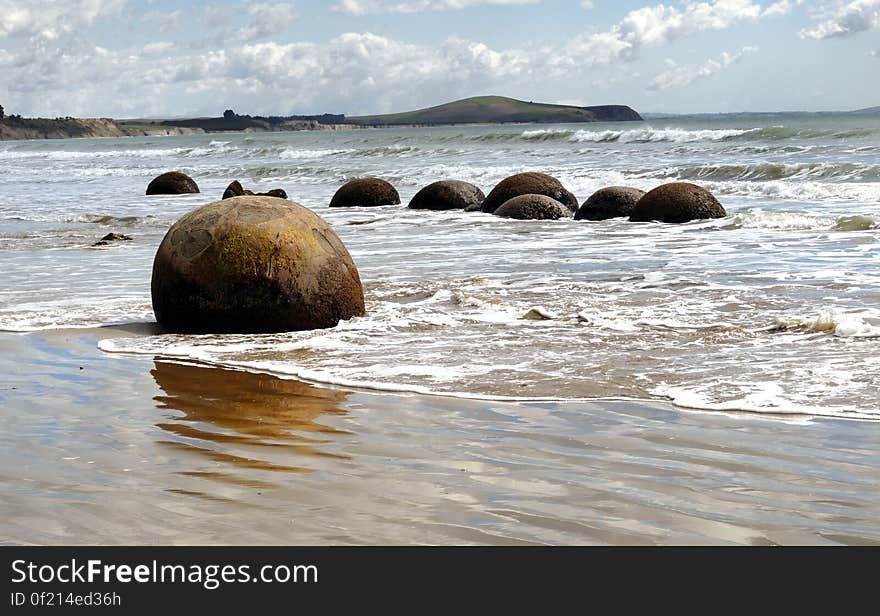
[0,117,647,142]
[0,95,644,142]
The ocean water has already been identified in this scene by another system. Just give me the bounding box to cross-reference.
[2,115,879,419]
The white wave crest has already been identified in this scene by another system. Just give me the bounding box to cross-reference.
[652,382,877,419]
[569,127,753,144]
[773,308,880,338]
[721,209,880,231]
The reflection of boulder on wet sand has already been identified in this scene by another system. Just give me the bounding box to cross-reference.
[151,360,351,474]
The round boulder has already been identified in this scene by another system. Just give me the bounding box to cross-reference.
[329,178,400,208]
[151,196,365,334]
[629,182,727,223]
[146,171,200,195]
[575,186,646,221]
[493,194,572,220]
[481,172,577,214]
[408,180,485,211]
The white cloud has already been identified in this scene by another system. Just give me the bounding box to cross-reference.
[205,4,232,28]
[333,0,539,15]
[761,0,803,17]
[0,0,125,39]
[647,46,757,90]
[143,10,182,34]
[0,30,538,116]
[238,2,296,41]
[195,2,296,44]
[555,0,765,72]
[142,41,176,55]
[580,0,594,8]
[0,1,837,117]
[800,0,880,39]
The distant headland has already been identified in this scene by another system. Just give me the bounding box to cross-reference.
[0,96,643,141]
[346,96,642,125]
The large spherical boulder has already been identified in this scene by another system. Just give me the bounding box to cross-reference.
[493,194,572,220]
[329,178,400,207]
[575,186,645,221]
[151,196,365,333]
[481,172,577,214]
[146,171,200,195]
[408,180,485,211]
[629,182,726,223]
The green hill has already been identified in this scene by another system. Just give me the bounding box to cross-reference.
[349,96,642,126]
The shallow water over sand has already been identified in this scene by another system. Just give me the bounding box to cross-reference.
[3,329,880,545]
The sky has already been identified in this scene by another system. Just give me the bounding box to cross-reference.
[0,0,877,118]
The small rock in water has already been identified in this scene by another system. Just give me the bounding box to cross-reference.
[523,306,557,320]
[222,180,287,200]
[347,217,389,226]
[222,180,253,199]
[92,233,133,246]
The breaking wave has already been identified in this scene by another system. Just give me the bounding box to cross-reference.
[649,162,880,182]
[716,209,879,231]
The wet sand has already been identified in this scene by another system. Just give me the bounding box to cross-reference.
[2,326,880,545]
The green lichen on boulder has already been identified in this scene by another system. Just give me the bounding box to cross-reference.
[151,196,365,333]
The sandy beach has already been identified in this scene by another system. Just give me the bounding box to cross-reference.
[3,326,880,545]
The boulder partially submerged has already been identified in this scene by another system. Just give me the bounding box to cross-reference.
[92,233,133,247]
[151,196,365,333]
[629,182,726,223]
[493,194,572,220]
[575,186,645,221]
[222,180,251,199]
[222,180,288,200]
[481,172,577,214]
[408,180,485,210]
[146,171,199,195]
[329,178,400,207]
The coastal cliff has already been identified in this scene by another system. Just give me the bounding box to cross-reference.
[0,118,202,141]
